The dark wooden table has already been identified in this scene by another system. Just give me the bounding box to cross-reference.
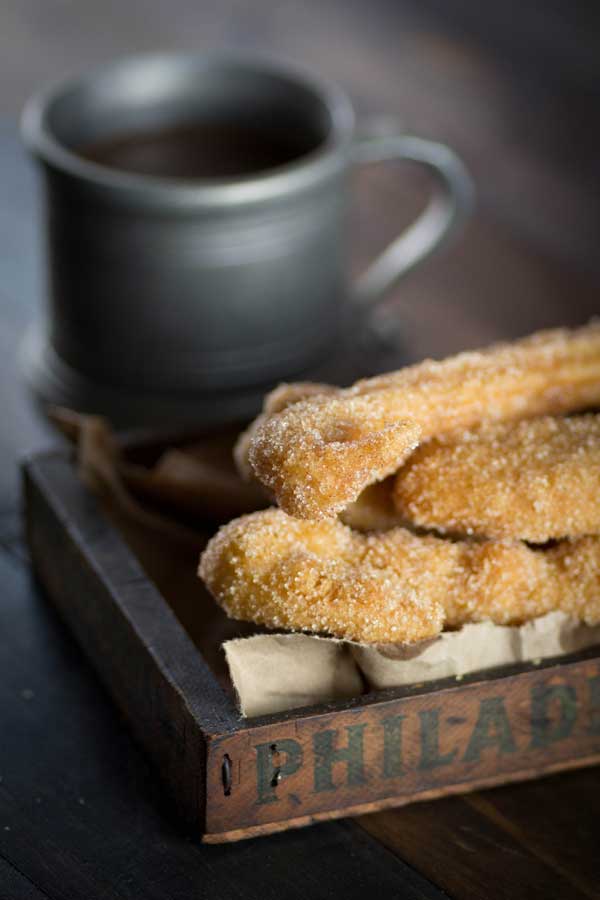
[2,5,600,894]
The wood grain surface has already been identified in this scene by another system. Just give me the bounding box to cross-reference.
[2,1,600,896]
[359,779,600,900]
[204,656,600,839]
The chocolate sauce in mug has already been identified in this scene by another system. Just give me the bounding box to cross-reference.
[78,120,318,179]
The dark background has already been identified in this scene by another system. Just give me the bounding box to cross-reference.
[2,0,600,274]
[1,2,600,898]
[2,0,600,503]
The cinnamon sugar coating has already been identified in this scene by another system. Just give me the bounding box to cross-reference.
[248,324,600,520]
[235,380,407,531]
[233,381,335,481]
[198,509,600,644]
[394,415,600,542]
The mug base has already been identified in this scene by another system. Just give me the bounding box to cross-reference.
[20,321,408,429]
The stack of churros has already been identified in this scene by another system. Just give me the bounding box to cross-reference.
[199,323,600,645]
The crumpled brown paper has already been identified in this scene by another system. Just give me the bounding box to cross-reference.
[224,634,364,716]
[351,611,600,689]
[52,408,600,718]
[221,612,600,715]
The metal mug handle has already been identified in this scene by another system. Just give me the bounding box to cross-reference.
[351,133,474,309]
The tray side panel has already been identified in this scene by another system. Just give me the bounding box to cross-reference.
[24,453,238,832]
[205,655,600,839]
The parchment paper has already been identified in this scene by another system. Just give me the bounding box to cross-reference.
[223,613,600,715]
[224,634,364,716]
[352,611,600,689]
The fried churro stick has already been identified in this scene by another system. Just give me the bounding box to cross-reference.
[234,382,335,481]
[393,415,600,542]
[235,381,406,531]
[198,509,600,644]
[248,324,600,520]
[199,509,444,643]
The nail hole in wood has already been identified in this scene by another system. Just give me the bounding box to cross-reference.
[270,743,281,788]
[222,754,232,796]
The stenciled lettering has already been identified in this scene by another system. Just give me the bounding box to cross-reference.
[382,715,406,778]
[530,683,577,748]
[464,697,516,762]
[313,725,366,792]
[419,709,457,771]
[588,675,600,735]
[255,739,303,805]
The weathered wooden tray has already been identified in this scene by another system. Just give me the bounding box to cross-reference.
[24,448,600,843]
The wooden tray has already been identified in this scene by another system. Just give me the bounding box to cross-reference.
[24,449,600,843]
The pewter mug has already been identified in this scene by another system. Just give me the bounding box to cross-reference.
[21,53,473,425]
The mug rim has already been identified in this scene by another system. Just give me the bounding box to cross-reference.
[20,51,355,208]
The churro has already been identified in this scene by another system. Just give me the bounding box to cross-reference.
[234,381,334,481]
[199,509,600,644]
[247,324,600,520]
[393,415,600,542]
[235,380,406,531]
